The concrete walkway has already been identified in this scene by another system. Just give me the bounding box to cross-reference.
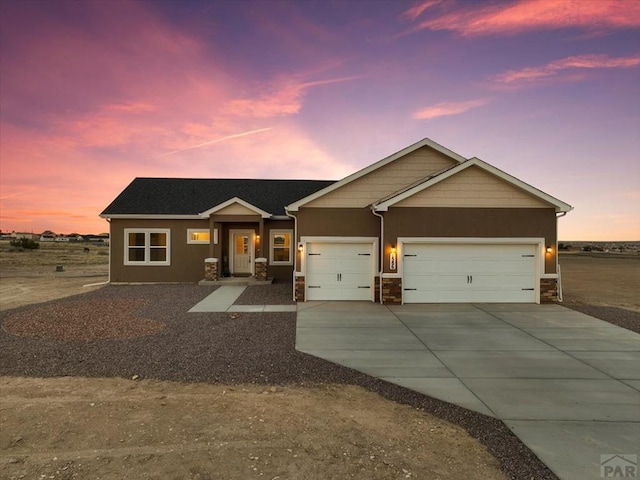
[188,286,296,313]
[296,301,640,480]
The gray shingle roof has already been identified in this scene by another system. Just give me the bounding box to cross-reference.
[101,178,335,216]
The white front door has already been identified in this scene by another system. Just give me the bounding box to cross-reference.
[402,243,538,303]
[305,242,374,301]
[230,230,254,275]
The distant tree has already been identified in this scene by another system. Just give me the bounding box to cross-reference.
[10,238,40,250]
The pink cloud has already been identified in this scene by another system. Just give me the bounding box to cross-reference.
[400,0,442,22]
[493,54,640,85]
[413,99,490,120]
[225,75,364,119]
[402,0,640,36]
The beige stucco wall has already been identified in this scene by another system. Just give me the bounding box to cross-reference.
[394,166,552,208]
[305,146,457,208]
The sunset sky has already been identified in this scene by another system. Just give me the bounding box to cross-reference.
[1,0,638,240]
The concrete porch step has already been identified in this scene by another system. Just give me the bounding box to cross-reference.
[198,277,273,286]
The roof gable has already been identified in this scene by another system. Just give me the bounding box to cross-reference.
[374,158,573,213]
[286,138,466,211]
[199,197,270,218]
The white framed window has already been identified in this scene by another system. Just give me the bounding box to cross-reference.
[124,229,170,265]
[270,230,293,265]
[187,229,210,244]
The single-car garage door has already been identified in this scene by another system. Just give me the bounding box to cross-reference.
[306,242,374,301]
[403,243,538,303]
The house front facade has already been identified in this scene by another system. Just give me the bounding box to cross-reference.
[100,138,572,304]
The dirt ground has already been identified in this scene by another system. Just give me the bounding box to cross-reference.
[559,253,640,312]
[0,377,506,480]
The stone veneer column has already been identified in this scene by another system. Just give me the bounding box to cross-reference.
[295,276,305,302]
[540,278,558,302]
[381,277,402,304]
[255,257,268,281]
[204,258,218,281]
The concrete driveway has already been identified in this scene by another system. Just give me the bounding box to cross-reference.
[296,302,640,480]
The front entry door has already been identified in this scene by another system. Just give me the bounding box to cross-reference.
[230,230,254,275]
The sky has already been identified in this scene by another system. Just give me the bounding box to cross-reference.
[0,0,638,240]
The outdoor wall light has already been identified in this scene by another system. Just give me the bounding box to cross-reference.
[391,245,396,253]
[298,243,304,252]
[546,246,553,254]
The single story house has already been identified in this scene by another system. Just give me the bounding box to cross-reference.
[100,138,572,304]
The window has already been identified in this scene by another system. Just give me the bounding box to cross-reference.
[270,230,292,265]
[124,229,170,265]
[187,229,210,244]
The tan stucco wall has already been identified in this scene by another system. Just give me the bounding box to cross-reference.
[383,207,557,274]
[305,146,457,208]
[110,218,296,282]
[110,219,210,283]
[394,166,552,208]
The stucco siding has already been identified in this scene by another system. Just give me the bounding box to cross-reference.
[394,166,552,208]
[110,219,210,283]
[305,146,457,208]
[383,207,557,274]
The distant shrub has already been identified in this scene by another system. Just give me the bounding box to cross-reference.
[9,238,40,250]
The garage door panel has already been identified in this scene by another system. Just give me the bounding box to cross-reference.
[403,243,537,303]
[305,242,374,301]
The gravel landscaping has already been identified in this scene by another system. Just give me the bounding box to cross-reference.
[563,301,640,334]
[0,283,557,479]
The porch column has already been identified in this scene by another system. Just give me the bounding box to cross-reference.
[258,219,264,257]
[204,258,219,281]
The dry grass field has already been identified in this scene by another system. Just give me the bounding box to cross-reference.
[0,241,108,311]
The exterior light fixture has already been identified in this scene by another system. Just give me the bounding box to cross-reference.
[298,243,304,252]
[546,246,553,254]
[390,244,397,271]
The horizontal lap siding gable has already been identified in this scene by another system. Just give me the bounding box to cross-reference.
[394,166,552,208]
[305,146,457,208]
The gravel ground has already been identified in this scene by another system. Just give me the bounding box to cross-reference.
[0,284,556,480]
[563,301,640,333]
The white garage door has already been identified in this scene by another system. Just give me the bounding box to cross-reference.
[403,243,537,303]
[306,242,374,301]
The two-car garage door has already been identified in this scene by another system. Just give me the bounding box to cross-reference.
[303,241,539,303]
[305,242,374,301]
[402,243,538,303]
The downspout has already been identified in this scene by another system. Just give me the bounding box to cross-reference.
[555,211,568,302]
[285,207,298,302]
[371,207,384,304]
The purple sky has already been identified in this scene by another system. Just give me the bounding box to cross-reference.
[1,0,638,239]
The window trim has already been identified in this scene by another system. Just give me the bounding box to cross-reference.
[187,228,210,244]
[124,228,171,266]
[270,229,293,265]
